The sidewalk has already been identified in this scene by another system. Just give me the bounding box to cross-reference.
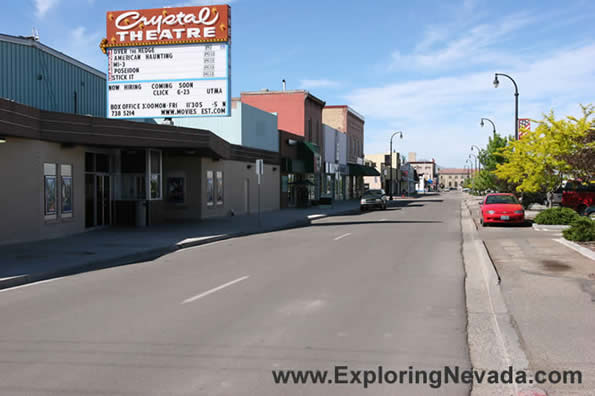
[0,200,362,290]
[465,198,595,395]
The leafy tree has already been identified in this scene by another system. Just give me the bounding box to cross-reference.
[494,104,594,194]
[470,132,515,192]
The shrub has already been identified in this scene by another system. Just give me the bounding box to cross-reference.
[534,207,580,225]
[563,217,595,242]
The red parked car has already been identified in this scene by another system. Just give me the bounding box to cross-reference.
[480,193,525,226]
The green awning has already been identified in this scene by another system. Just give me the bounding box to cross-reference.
[302,141,320,154]
[348,163,381,176]
[295,141,320,173]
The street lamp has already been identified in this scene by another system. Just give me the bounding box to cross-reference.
[469,153,478,176]
[465,159,473,179]
[480,118,496,137]
[470,145,482,172]
[389,131,403,200]
[493,73,519,140]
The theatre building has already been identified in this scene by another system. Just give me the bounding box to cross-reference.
[0,34,279,245]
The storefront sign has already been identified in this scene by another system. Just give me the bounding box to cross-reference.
[105,6,229,48]
[103,5,231,119]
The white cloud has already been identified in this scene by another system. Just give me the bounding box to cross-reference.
[35,0,59,18]
[349,44,595,167]
[63,26,104,71]
[299,79,341,89]
[392,12,534,71]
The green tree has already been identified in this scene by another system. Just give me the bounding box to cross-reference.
[494,104,594,194]
[470,132,515,192]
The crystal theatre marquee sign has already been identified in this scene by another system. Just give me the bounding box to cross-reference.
[101,5,231,119]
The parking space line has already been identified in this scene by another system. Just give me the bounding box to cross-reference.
[333,233,352,241]
[181,276,249,304]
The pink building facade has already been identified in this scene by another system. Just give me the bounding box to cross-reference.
[240,90,325,151]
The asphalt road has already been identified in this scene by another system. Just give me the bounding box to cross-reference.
[0,193,470,395]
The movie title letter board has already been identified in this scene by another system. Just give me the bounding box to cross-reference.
[104,5,231,118]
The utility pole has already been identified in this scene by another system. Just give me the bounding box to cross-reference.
[389,131,403,200]
[256,159,263,227]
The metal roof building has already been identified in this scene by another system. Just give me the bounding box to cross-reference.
[0,33,106,117]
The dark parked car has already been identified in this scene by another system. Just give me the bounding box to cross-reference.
[360,189,388,211]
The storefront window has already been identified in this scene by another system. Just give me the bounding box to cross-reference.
[61,164,73,217]
[207,170,214,206]
[216,171,224,205]
[307,174,316,201]
[44,163,57,219]
[326,175,332,195]
[167,177,185,203]
[287,174,296,207]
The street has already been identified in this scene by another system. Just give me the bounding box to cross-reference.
[0,194,471,395]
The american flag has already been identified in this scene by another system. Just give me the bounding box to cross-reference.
[518,118,531,138]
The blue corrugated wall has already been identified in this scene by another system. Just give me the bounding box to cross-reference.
[0,40,106,117]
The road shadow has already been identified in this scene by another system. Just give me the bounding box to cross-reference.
[312,220,443,227]
[483,221,533,228]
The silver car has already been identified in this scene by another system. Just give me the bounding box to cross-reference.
[360,189,388,211]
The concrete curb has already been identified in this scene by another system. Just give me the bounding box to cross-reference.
[0,207,358,291]
[553,238,595,261]
[462,200,545,396]
[532,224,570,231]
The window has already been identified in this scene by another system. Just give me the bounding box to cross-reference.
[486,195,520,204]
[307,119,312,141]
[216,171,224,205]
[149,150,162,200]
[167,176,185,203]
[61,164,73,218]
[44,163,57,220]
[207,170,214,206]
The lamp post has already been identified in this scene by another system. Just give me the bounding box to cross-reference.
[480,118,496,137]
[465,159,472,179]
[470,145,482,172]
[469,153,478,176]
[389,131,403,200]
[493,73,519,140]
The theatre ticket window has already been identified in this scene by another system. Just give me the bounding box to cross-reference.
[216,171,223,205]
[44,163,57,220]
[207,171,214,206]
[167,176,185,204]
[61,164,73,218]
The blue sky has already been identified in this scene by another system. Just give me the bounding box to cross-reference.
[3,0,595,167]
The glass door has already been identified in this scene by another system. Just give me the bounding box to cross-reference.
[95,175,111,226]
[85,174,95,228]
